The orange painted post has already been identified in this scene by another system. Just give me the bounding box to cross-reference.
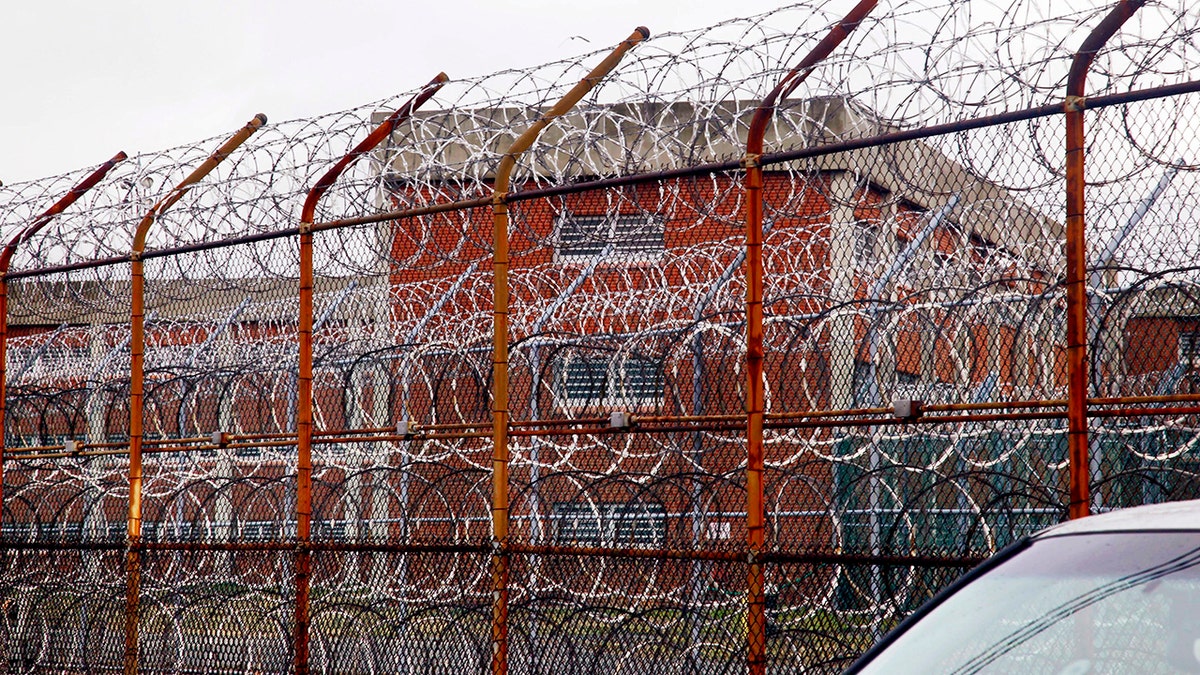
[125,115,265,675]
[741,3,876,670]
[489,27,647,674]
[0,152,126,529]
[1063,0,1144,520]
[294,75,445,675]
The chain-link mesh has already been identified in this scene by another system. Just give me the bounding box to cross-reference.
[1,1,1200,672]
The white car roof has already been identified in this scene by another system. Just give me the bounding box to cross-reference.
[1038,499,1200,538]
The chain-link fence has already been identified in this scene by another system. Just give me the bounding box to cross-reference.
[1,0,1199,672]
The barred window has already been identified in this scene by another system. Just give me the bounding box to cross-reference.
[557,355,663,406]
[238,521,294,542]
[1180,331,1200,363]
[556,213,665,261]
[552,502,666,547]
[854,218,880,266]
[852,360,877,407]
[894,369,922,399]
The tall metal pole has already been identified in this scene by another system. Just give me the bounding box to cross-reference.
[741,3,876,670]
[295,74,446,675]
[1064,0,1145,520]
[126,114,266,675]
[490,27,647,674]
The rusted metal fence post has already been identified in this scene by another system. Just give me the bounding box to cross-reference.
[1064,0,1144,520]
[125,115,265,675]
[489,27,647,674]
[741,3,876,671]
[0,152,126,529]
[295,76,445,675]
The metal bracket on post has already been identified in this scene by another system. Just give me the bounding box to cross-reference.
[396,418,417,438]
[892,399,924,421]
[609,411,635,430]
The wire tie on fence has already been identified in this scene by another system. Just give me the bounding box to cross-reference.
[1065,95,1086,112]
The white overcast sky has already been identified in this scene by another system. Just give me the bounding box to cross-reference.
[0,0,793,185]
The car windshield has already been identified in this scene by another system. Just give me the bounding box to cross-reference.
[855,531,1200,674]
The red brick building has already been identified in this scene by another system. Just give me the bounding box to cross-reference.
[2,98,1062,554]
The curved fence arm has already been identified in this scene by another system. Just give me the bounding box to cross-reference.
[745,1,877,156]
[0,152,130,273]
[489,26,648,675]
[740,2,876,672]
[294,74,446,675]
[132,114,269,254]
[125,113,266,675]
[1064,0,1145,520]
[300,73,449,225]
